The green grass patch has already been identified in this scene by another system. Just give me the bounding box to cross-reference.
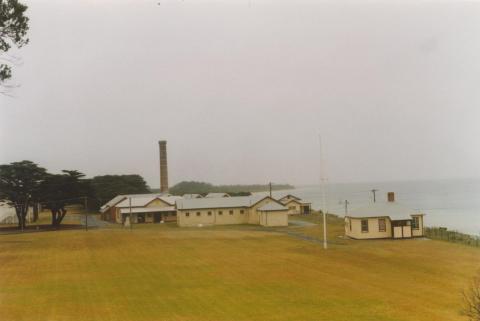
[0,219,478,321]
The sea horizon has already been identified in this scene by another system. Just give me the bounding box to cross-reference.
[265,178,480,236]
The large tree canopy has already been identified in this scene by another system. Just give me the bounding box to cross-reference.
[39,170,92,227]
[0,161,94,229]
[91,175,150,206]
[0,160,46,228]
[0,0,29,85]
[0,161,151,229]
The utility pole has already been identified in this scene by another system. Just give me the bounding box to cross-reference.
[344,200,350,216]
[370,189,378,203]
[269,182,272,198]
[84,196,88,231]
[129,197,132,231]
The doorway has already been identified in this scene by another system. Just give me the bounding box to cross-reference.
[392,220,412,239]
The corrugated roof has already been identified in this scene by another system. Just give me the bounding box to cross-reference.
[176,195,269,210]
[119,206,175,214]
[115,195,182,208]
[100,193,170,212]
[100,195,127,213]
[116,196,158,208]
[182,194,203,199]
[347,202,424,220]
[279,194,301,201]
[258,202,288,211]
[160,196,183,205]
[205,193,230,198]
[283,199,311,205]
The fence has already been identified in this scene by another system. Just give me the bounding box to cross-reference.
[425,227,480,247]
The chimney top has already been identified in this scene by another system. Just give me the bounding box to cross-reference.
[387,192,395,202]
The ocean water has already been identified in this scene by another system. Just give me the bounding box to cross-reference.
[267,179,480,236]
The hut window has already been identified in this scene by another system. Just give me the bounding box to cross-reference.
[361,219,369,233]
[218,211,223,215]
[378,219,386,232]
[196,212,201,216]
[229,210,234,215]
[207,211,212,216]
[412,217,420,229]
[240,210,244,214]
[185,212,190,217]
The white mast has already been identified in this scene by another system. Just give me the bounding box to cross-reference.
[319,135,328,249]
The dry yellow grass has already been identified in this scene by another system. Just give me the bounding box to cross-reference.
[0,218,479,321]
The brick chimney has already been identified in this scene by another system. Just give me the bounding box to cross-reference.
[159,140,169,193]
[387,192,395,202]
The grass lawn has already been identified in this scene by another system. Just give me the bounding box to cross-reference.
[0,215,479,321]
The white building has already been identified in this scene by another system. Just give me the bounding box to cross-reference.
[345,192,425,239]
[176,195,289,227]
[100,194,180,224]
[0,202,33,224]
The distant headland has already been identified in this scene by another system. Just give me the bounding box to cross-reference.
[150,181,294,196]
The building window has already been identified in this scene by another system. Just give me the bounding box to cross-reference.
[240,210,244,214]
[361,219,369,233]
[186,212,190,217]
[208,211,212,216]
[196,212,201,216]
[378,218,386,232]
[412,217,420,229]
[229,210,234,215]
[219,211,223,215]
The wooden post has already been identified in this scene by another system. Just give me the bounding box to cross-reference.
[84,196,88,232]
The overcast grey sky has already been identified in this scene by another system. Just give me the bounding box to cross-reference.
[1,0,480,187]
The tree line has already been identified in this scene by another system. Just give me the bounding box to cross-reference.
[0,160,150,229]
[162,181,294,196]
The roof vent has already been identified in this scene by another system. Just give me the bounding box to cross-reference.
[387,192,395,202]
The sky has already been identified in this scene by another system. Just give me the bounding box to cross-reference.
[1,0,480,188]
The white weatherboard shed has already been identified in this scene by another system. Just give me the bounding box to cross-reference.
[175,195,287,227]
[258,202,289,227]
[345,193,425,240]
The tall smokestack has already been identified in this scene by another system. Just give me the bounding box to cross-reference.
[159,140,169,193]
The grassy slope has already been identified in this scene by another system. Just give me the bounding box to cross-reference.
[0,217,479,321]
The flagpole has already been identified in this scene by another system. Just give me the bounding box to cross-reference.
[319,135,328,249]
